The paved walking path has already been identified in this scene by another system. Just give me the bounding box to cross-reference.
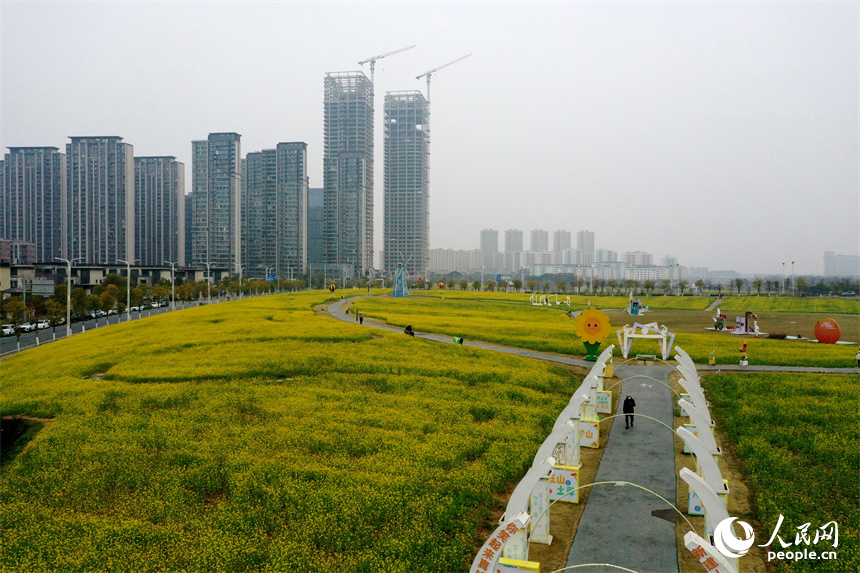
[565,364,678,573]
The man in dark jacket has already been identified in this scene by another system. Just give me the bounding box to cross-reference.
[623,394,636,429]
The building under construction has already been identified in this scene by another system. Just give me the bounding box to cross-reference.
[383,91,429,279]
[323,72,374,279]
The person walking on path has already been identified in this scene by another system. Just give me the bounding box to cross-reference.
[623,394,636,429]
[359,312,364,325]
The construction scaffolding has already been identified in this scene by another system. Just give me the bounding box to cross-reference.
[383,90,430,279]
[323,72,374,279]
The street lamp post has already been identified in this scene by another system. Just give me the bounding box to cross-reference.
[55,257,81,337]
[204,262,212,304]
[791,261,795,296]
[521,266,525,292]
[590,265,595,293]
[164,261,177,311]
[260,265,272,295]
[781,262,785,295]
[481,266,485,292]
[117,259,137,321]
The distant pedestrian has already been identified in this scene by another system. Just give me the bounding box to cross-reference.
[359,312,364,325]
[623,394,636,429]
[404,325,414,337]
[856,348,860,368]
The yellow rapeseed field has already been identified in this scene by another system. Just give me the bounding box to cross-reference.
[1,291,579,572]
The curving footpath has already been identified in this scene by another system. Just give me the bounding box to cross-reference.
[325,297,857,573]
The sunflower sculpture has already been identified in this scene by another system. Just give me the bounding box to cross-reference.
[573,308,612,361]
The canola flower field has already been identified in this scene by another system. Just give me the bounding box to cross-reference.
[705,372,858,572]
[357,297,857,367]
[715,296,858,314]
[1,291,581,572]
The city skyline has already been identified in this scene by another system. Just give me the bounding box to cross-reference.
[2,2,857,275]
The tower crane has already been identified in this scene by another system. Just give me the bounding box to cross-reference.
[416,53,471,102]
[359,45,417,85]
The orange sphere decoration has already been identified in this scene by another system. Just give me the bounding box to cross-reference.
[438,282,445,289]
[814,318,841,344]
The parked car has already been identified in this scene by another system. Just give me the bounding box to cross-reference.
[18,322,36,333]
[1,324,15,336]
[107,309,117,316]
[36,319,50,330]
[843,291,856,297]
[129,306,140,312]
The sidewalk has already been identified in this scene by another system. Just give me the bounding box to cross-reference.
[565,364,678,573]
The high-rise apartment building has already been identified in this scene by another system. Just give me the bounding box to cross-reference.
[134,156,184,266]
[323,72,374,278]
[596,248,618,263]
[184,192,193,266]
[577,230,595,265]
[383,91,429,277]
[624,251,653,265]
[504,229,523,253]
[191,132,242,275]
[243,142,308,279]
[307,188,324,267]
[2,147,66,263]
[531,229,549,252]
[480,229,498,268]
[552,230,571,253]
[66,136,134,265]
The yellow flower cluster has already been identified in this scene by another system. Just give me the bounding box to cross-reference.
[0,290,578,571]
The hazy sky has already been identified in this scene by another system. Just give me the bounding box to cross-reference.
[2,1,857,276]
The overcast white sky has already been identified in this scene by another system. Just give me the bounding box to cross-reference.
[2,1,857,275]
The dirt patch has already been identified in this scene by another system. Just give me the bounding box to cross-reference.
[1,415,52,466]
[670,371,767,573]
[527,367,621,572]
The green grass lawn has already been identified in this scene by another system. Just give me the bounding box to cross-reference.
[705,372,858,572]
[357,297,858,367]
[716,296,859,315]
[1,291,579,572]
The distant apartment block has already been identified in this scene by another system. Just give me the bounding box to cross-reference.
[552,230,571,253]
[530,229,549,252]
[596,248,618,263]
[191,132,242,275]
[66,136,134,265]
[0,239,36,265]
[2,147,66,263]
[577,230,595,265]
[324,72,374,278]
[383,91,429,278]
[184,193,193,266]
[134,156,184,267]
[562,248,584,265]
[480,229,499,268]
[429,248,483,273]
[243,143,308,279]
[624,251,653,266]
[504,229,523,253]
[307,188,324,266]
[823,251,860,277]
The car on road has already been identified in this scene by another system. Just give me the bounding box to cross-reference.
[37,319,50,330]
[1,324,15,336]
[129,306,140,312]
[17,322,36,333]
[843,291,856,297]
